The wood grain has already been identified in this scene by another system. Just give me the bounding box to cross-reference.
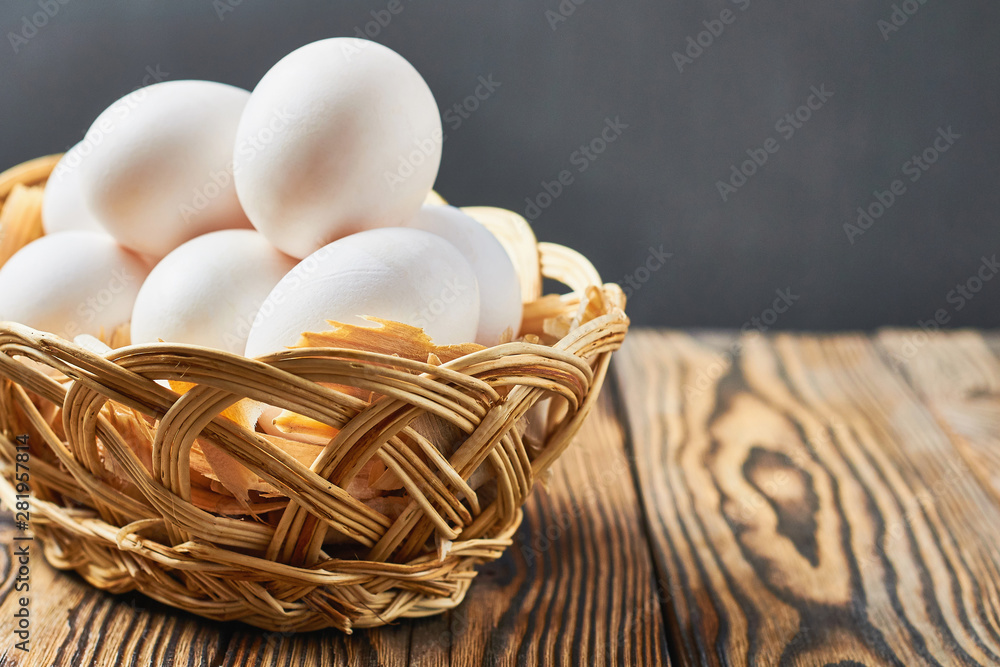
[0,515,229,667]
[208,390,669,666]
[10,329,1000,665]
[878,329,1000,505]
[615,330,1000,666]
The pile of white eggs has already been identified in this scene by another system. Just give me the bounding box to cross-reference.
[0,38,523,356]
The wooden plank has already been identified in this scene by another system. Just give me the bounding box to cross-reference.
[615,329,1000,666]
[878,329,1000,504]
[217,621,412,667]
[218,390,670,665]
[0,516,229,667]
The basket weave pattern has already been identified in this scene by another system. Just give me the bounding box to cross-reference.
[0,158,628,632]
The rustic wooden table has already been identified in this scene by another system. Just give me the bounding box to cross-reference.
[2,330,999,666]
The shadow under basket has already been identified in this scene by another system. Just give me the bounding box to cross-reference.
[0,155,629,632]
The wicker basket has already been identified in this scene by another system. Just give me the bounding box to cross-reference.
[0,155,629,632]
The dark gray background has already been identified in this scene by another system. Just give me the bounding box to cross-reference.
[2,0,997,330]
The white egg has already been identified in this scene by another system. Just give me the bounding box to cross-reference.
[0,232,149,340]
[406,205,522,345]
[42,144,107,235]
[78,80,253,258]
[245,228,479,358]
[130,230,297,354]
[233,38,443,259]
